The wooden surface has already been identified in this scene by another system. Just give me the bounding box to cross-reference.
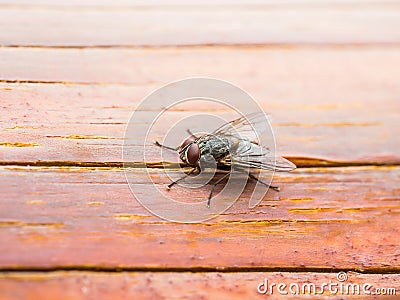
[1,165,400,270]
[0,1,399,299]
[0,272,399,300]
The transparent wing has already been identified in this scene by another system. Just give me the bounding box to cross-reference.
[213,112,270,143]
[226,140,296,172]
[214,112,296,172]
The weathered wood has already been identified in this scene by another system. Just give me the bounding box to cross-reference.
[3,0,400,6]
[0,0,398,298]
[0,166,399,270]
[2,47,400,84]
[0,271,398,299]
[1,5,400,46]
[0,47,399,164]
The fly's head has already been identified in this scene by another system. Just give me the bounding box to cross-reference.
[178,136,200,166]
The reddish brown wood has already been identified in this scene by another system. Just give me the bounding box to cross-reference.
[1,47,400,85]
[0,2,399,298]
[0,271,398,300]
[0,47,399,164]
[1,5,400,46]
[0,166,399,270]
[3,0,400,6]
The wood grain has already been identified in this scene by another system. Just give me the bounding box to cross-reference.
[1,5,400,46]
[0,271,398,299]
[1,47,399,164]
[0,165,399,270]
[2,47,400,85]
[1,1,399,297]
[3,0,400,6]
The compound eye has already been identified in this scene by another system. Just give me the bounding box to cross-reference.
[186,143,200,165]
[180,136,195,149]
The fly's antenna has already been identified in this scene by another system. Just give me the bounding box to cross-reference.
[154,141,178,151]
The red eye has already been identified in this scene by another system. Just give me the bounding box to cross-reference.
[186,143,200,165]
[180,136,195,149]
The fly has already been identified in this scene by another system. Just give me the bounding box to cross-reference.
[154,112,296,207]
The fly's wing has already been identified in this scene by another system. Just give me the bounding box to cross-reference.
[214,113,296,172]
[213,112,270,143]
[229,140,296,172]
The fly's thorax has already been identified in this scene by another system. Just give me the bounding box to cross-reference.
[197,134,234,161]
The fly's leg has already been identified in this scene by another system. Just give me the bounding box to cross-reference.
[207,172,230,208]
[154,140,178,151]
[248,173,280,192]
[186,129,199,139]
[167,167,199,189]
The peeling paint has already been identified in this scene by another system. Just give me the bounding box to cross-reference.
[87,202,104,206]
[4,125,39,130]
[26,200,46,205]
[0,221,64,228]
[46,135,119,140]
[113,214,152,221]
[289,207,339,213]
[0,142,41,147]
[289,198,314,202]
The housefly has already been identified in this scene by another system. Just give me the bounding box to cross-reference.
[154,112,296,207]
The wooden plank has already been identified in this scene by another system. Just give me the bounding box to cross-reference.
[1,6,400,46]
[0,106,398,165]
[1,46,399,85]
[0,46,399,163]
[0,271,398,299]
[0,165,399,270]
[2,0,400,7]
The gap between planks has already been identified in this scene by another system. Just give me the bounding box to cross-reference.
[0,158,398,169]
[0,266,399,275]
[2,43,400,49]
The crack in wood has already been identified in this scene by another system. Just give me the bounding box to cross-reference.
[0,266,399,275]
[3,43,400,49]
[0,158,397,169]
